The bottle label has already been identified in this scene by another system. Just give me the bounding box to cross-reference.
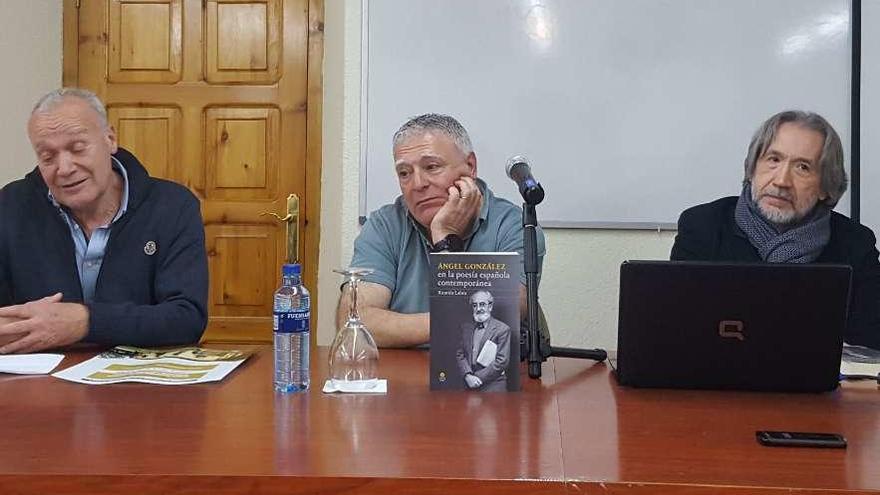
[274,310,310,334]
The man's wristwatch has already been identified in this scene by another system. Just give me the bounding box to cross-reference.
[431,234,464,252]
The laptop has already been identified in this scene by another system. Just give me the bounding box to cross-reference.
[615,261,852,392]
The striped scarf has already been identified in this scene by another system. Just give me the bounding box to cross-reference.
[734,183,830,263]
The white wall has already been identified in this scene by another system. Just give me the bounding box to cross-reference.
[318,1,364,343]
[0,1,62,186]
[318,1,676,350]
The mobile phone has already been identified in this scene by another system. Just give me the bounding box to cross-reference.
[756,430,847,449]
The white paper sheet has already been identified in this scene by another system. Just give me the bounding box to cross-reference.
[0,354,65,375]
[322,379,387,394]
[476,340,497,368]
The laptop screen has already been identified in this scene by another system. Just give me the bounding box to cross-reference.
[615,261,851,392]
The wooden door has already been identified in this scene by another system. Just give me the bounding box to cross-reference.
[63,0,323,343]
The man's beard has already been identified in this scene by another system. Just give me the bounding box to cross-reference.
[473,311,490,324]
[751,182,806,226]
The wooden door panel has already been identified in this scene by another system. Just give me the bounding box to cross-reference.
[108,106,182,181]
[204,106,280,200]
[205,224,281,319]
[108,0,183,82]
[69,0,321,344]
[206,0,282,84]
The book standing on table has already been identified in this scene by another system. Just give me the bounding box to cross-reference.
[429,252,521,392]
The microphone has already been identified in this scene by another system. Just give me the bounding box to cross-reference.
[505,155,545,205]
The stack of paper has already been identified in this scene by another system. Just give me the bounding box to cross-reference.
[840,344,880,381]
[840,361,880,379]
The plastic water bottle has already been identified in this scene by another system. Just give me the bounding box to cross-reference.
[273,263,310,393]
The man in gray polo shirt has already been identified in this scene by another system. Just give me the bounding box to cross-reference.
[337,113,546,348]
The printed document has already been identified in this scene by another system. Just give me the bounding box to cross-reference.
[53,346,252,385]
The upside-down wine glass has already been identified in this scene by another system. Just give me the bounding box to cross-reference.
[328,267,380,391]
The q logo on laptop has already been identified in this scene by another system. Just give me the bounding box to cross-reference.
[718,320,745,341]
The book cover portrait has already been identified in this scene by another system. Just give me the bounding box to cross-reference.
[430,253,521,392]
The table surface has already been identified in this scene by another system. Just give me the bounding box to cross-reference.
[1,346,878,494]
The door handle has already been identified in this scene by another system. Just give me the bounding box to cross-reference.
[260,193,299,264]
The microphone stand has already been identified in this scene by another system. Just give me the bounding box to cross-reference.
[521,190,607,379]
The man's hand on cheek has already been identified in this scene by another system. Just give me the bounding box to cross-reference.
[430,176,483,242]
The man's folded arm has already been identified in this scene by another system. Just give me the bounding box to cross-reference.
[86,197,208,347]
[335,281,428,348]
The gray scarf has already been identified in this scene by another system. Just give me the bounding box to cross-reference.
[734,183,831,263]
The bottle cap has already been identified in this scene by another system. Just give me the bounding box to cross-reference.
[282,263,301,276]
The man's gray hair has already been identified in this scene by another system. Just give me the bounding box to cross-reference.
[31,87,109,130]
[392,113,473,155]
[743,110,847,207]
[470,290,494,304]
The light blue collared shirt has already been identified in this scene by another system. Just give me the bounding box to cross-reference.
[48,156,130,303]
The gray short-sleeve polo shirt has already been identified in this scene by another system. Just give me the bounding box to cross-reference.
[349,179,546,314]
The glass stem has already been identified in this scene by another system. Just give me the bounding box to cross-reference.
[347,277,360,322]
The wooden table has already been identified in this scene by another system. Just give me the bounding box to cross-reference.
[0,346,877,494]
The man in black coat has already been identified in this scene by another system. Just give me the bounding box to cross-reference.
[0,88,208,353]
[672,110,880,349]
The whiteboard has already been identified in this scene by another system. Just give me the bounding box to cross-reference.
[862,0,880,236]
[361,0,852,228]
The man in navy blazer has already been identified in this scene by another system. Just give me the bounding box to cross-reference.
[0,88,208,353]
[456,290,511,391]
[671,110,880,349]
